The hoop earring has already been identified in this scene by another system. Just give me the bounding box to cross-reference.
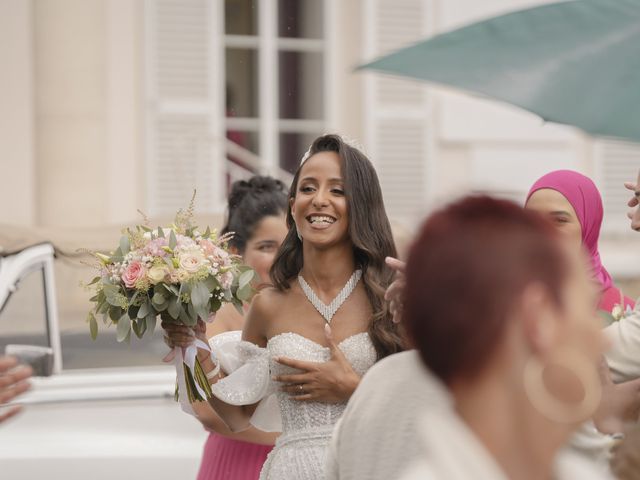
[523,349,601,424]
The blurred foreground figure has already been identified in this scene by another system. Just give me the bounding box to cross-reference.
[329,196,610,480]
[0,355,32,423]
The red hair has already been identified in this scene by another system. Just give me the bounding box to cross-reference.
[405,196,568,385]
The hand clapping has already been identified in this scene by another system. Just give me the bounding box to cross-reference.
[625,169,640,232]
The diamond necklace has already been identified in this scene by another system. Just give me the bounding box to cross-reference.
[298,269,363,324]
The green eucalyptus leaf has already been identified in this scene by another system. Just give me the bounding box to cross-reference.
[146,312,157,333]
[131,319,142,339]
[137,300,149,319]
[138,317,147,337]
[88,312,98,340]
[116,315,132,342]
[237,283,254,303]
[157,226,165,238]
[204,276,218,291]
[191,282,210,310]
[238,269,255,290]
[169,230,177,249]
[119,235,130,255]
[109,306,122,322]
[152,292,166,305]
[179,306,192,325]
[167,298,181,319]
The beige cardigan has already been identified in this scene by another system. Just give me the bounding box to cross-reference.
[400,411,613,480]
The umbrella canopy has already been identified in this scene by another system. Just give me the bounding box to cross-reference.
[361,0,640,143]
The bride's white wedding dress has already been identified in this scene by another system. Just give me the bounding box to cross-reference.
[210,330,377,480]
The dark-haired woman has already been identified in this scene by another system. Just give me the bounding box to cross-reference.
[165,134,404,479]
[191,176,287,480]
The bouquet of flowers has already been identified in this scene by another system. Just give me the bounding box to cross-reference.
[85,196,254,411]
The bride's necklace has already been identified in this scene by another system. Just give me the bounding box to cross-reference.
[298,269,362,324]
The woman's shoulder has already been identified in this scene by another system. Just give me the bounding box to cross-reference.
[250,286,291,313]
[206,303,243,337]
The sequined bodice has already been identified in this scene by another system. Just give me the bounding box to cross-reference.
[267,332,377,435]
[210,330,377,480]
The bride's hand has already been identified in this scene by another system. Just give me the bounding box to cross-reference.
[385,257,406,323]
[273,325,360,403]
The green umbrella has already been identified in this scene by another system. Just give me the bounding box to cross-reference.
[361,0,640,142]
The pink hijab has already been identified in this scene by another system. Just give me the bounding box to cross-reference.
[526,170,613,291]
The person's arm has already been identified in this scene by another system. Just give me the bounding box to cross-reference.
[203,292,271,432]
[0,356,32,423]
[191,401,278,444]
[162,293,271,433]
[190,312,277,443]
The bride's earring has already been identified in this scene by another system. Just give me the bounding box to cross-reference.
[294,224,302,241]
[523,348,601,424]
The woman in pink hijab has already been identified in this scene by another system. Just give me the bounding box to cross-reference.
[526,170,634,314]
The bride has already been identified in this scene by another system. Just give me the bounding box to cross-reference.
[165,134,404,479]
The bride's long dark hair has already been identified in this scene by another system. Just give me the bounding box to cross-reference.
[270,134,405,359]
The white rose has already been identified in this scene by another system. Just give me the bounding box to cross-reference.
[147,265,169,284]
[179,251,206,274]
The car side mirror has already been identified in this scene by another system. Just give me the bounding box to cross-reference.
[5,345,55,377]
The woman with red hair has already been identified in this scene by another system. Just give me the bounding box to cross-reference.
[398,196,607,479]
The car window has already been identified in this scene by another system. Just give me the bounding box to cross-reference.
[0,255,169,370]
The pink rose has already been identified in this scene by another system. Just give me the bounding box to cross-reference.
[200,239,216,257]
[122,261,146,289]
[211,246,230,265]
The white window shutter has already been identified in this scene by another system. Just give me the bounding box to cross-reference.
[145,0,224,217]
[595,140,640,236]
[363,0,433,225]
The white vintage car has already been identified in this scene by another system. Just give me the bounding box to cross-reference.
[0,243,207,480]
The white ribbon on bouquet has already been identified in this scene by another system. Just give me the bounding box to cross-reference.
[165,339,213,415]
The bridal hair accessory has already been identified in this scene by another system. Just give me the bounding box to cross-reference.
[299,134,368,165]
[298,270,362,324]
[523,348,602,424]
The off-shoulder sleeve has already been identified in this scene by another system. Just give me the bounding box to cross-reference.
[604,309,640,382]
[208,331,282,432]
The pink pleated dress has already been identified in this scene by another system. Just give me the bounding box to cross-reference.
[197,432,273,480]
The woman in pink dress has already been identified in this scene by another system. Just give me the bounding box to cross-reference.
[525,170,635,315]
[193,176,288,480]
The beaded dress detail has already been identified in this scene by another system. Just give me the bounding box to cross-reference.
[211,331,377,480]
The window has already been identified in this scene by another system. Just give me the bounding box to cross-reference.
[146,0,330,216]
